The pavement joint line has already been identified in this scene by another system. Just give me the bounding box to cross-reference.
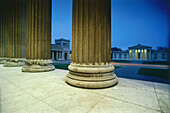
[86,96,104,113]
[107,96,161,112]
[86,88,162,112]
[41,98,65,113]
[84,88,162,113]
[37,100,63,113]
[153,83,163,113]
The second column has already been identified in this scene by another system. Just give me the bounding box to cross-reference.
[22,0,54,72]
[65,0,118,88]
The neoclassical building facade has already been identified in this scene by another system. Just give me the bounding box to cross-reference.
[0,0,117,88]
[112,44,168,61]
[51,38,70,60]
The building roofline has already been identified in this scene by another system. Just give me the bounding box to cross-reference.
[55,38,70,42]
[128,44,152,49]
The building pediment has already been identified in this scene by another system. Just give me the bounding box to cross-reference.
[128,44,152,49]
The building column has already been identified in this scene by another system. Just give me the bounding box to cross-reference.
[4,0,26,67]
[129,50,131,60]
[56,51,58,60]
[149,50,151,60]
[22,0,54,72]
[136,50,138,60]
[146,50,148,60]
[62,51,64,60]
[133,49,135,60]
[65,0,118,88]
[60,51,62,59]
[52,51,54,60]
[143,49,144,60]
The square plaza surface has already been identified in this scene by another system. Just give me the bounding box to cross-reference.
[0,65,169,113]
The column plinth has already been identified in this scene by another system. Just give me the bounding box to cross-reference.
[0,57,7,64]
[4,58,25,67]
[65,0,118,88]
[22,59,54,72]
[66,63,117,88]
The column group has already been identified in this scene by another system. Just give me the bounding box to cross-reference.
[65,0,118,88]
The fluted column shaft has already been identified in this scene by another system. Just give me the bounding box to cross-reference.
[0,1,8,64]
[22,0,54,72]
[72,0,111,64]
[66,0,118,88]
[4,0,26,67]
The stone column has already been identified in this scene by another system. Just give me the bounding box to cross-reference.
[52,51,54,60]
[149,50,151,60]
[65,0,118,88]
[3,0,26,67]
[146,50,148,60]
[136,50,138,60]
[133,49,135,60]
[56,51,58,60]
[62,51,64,60]
[129,50,131,60]
[0,1,8,64]
[22,0,54,72]
[143,49,145,60]
[60,51,62,59]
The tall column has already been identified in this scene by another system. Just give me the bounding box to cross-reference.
[149,50,151,60]
[62,51,64,60]
[22,0,54,72]
[4,0,26,67]
[56,51,58,60]
[0,1,8,64]
[65,0,118,88]
[52,51,54,60]
[143,49,144,60]
[133,49,135,60]
[146,50,148,60]
[136,50,138,60]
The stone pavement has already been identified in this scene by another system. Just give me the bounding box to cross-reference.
[0,64,170,113]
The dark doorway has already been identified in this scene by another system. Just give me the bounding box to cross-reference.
[65,53,67,60]
[138,52,140,59]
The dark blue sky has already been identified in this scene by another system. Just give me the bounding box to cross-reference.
[52,0,169,50]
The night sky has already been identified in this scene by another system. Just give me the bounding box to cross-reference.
[52,0,169,50]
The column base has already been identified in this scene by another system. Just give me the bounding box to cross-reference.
[4,58,25,67]
[0,57,6,64]
[65,63,118,89]
[22,59,55,72]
